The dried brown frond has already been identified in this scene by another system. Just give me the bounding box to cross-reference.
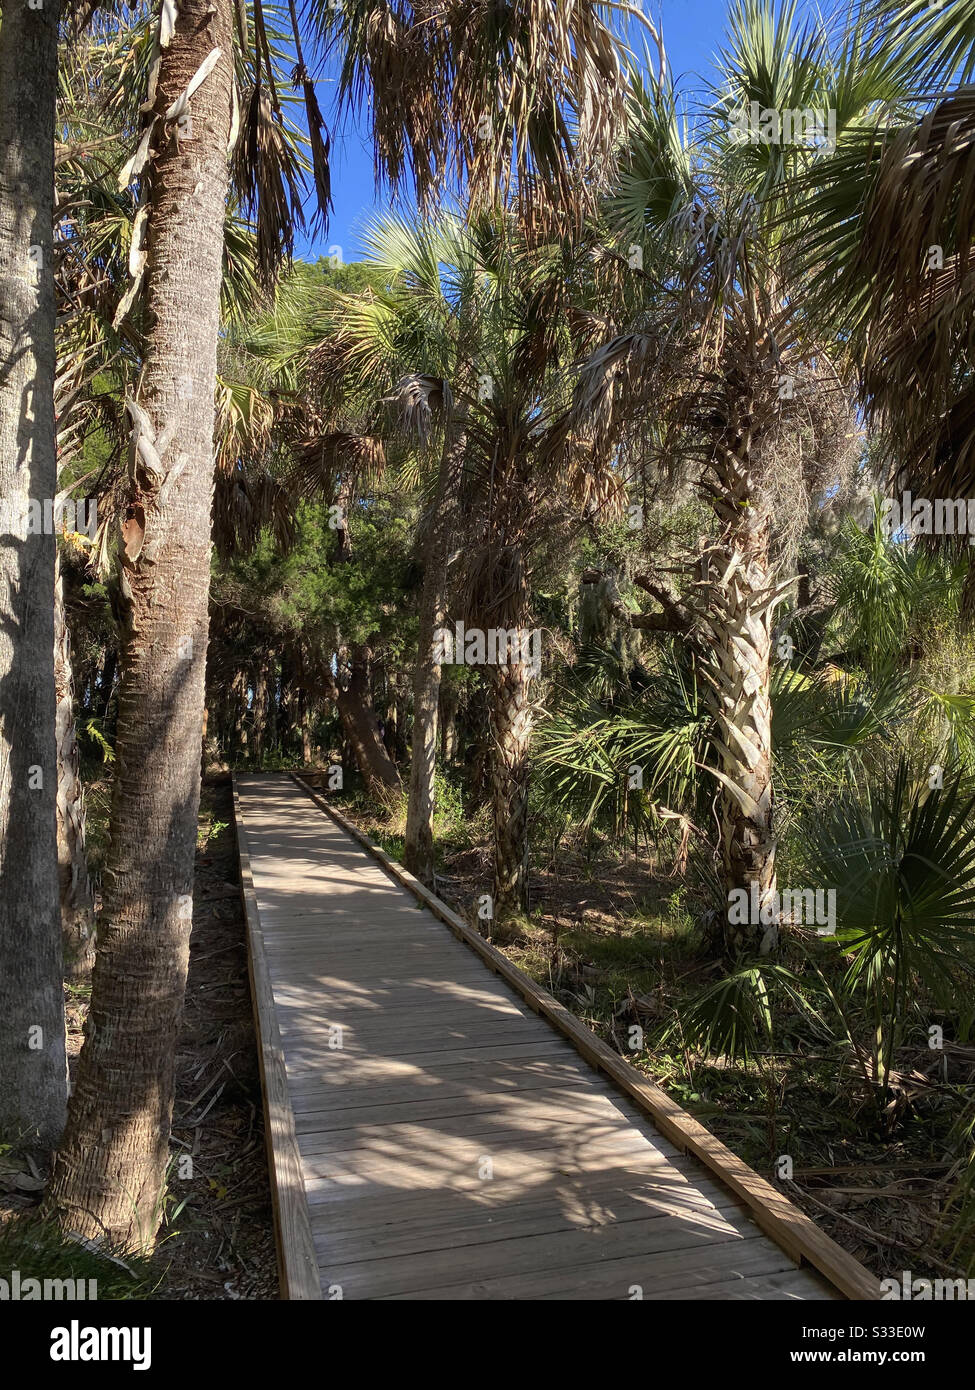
[382,373,453,447]
[232,80,306,286]
[212,467,296,558]
[328,0,627,227]
[853,87,975,495]
[288,430,386,500]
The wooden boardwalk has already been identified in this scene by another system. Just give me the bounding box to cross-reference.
[234,773,876,1301]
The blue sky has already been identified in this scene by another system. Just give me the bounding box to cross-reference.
[294,0,736,263]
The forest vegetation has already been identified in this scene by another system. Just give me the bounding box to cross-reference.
[1,0,975,1302]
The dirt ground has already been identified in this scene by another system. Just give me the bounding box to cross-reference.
[2,774,278,1300]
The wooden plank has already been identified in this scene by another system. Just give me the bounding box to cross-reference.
[665,1267,840,1301]
[293,1081,616,1132]
[232,775,321,1301]
[277,1018,557,1055]
[296,1100,661,1156]
[300,1131,674,1198]
[314,1182,745,1266]
[292,773,880,1302]
[287,1055,603,1108]
[323,1213,778,1300]
[387,1241,815,1302]
[280,1038,573,1076]
[306,1160,737,1237]
[299,1130,688,1187]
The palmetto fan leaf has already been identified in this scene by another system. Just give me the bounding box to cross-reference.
[770,664,915,803]
[919,688,975,770]
[534,644,714,834]
[803,759,975,1010]
[214,374,276,473]
[827,503,966,674]
[660,961,821,1063]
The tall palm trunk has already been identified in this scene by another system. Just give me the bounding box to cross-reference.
[230,667,247,758]
[55,554,96,980]
[489,657,534,918]
[0,0,67,1152]
[252,656,269,764]
[329,644,401,797]
[706,446,777,956]
[440,686,458,761]
[48,0,232,1249]
[404,427,464,884]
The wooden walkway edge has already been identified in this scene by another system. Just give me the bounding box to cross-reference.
[234,777,322,1299]
[289,772,880,1302]
[232,770,881,1300]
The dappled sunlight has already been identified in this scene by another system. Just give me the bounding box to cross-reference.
[235,774,840,1300]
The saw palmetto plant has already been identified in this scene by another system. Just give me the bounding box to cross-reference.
[798,758,975,1112]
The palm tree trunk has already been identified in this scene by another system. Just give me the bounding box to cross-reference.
[48,0,232,1249]
[231,668,247,758]
[252,656,269,764]
[0,0,67,1153]
[330,644,401,797]
[707,450,777,956]
[100,646,117,719]
[440,683,458,762]
[404,428,464,884]
[55,554,96,980]
[489,659,534,918]
[296,646,316,764]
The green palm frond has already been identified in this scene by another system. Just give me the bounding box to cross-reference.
[661,961,822,1063]
[534,643,714,835]
[771,663,915,800]
[804,758,975,1012]
[827,502,966,674]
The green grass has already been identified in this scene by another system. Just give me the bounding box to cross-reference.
[0,1215,160,1300]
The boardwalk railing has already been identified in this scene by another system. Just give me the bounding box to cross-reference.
[288,770,880,1303]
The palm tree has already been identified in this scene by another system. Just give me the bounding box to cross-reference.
[314,210,625,913]
[0,0,68,1154]
[567,0,890,954]
[283,215,480,875]
[797,0,975,509]
[46,0,627,1249]
[47,0,238,1247]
